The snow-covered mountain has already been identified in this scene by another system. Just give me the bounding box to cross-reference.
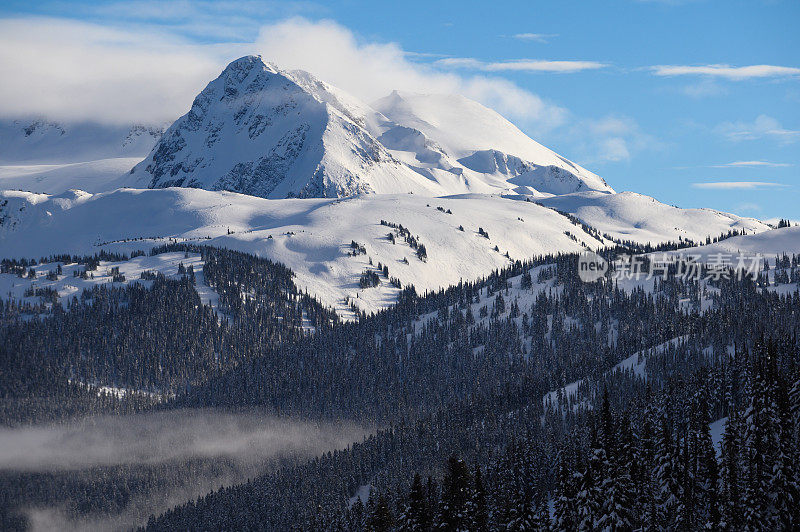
[0,188,602,315]
[0,54,789,316]
[127,55,613,199]
[0,119,163,193]
[372,91,613,196]
[0,119,163,165]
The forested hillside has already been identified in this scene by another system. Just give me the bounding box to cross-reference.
[1,243,798,530]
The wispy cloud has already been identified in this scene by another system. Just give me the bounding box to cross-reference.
[511,33,558,43]
[0,409,365,471]
[652,64,800,80]
[691,181,789,190]
[436,57,607,73]
[68,0,325,41]
[715,115,800,144]
[0,16,238,124]
[252,18,568,133]
[0,409,366,531]
[709,161,792,168]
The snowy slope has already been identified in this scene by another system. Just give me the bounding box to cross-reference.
[373,91,613,196]
[0,158,142,193]
[0,189,605,316]
[2,184,788,316]
[663,225,800,260]
[536,191,770,244]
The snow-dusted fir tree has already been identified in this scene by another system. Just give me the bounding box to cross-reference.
[653,405,684,529]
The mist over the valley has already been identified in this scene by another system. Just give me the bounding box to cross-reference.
[0,409,368,531]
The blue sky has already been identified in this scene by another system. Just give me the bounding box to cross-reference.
[1,0,798,219]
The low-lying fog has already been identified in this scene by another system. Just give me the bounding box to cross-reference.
[0,409,368,531]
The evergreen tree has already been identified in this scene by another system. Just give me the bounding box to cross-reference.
[742,360,770,528]
[719,409,743,530]
[597,414,635,531]
[576,428,602,531]
[367,493,393,532]
[350,497,366,531]
[654,406,683,529]
[469,466,488,531]
[689,382,719,529]
[400,473,429,531]
[553,446,577,530]
[437,455,471,530]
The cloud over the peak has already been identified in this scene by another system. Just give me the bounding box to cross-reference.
[0,17,234,125]
[252,18,567,132]
[0,16,567,134]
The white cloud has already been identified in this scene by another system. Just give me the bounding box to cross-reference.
[710,161,792,168]
[0,14,662,172]
[0,16,567,133]
[251,18,567,131]
[652,64,800,80]
[0,17,240,124]
[715,115,800,144]
[691,181,788,189]
[436,57,607,73]
[511,33,557,43]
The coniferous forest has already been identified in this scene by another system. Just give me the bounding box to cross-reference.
[1,244,799,530]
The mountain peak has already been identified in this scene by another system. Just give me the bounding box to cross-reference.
[127,56,613,199]
[127,56,446,198]
[220,54,279,76]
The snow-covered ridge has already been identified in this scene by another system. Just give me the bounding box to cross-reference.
[125,55,614,199]
[0,188,606,316]
[2,187,792,317]
[536,191,770,245]
[0,119,163,165]
[0,118,164,194]
[662,225,800,259]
